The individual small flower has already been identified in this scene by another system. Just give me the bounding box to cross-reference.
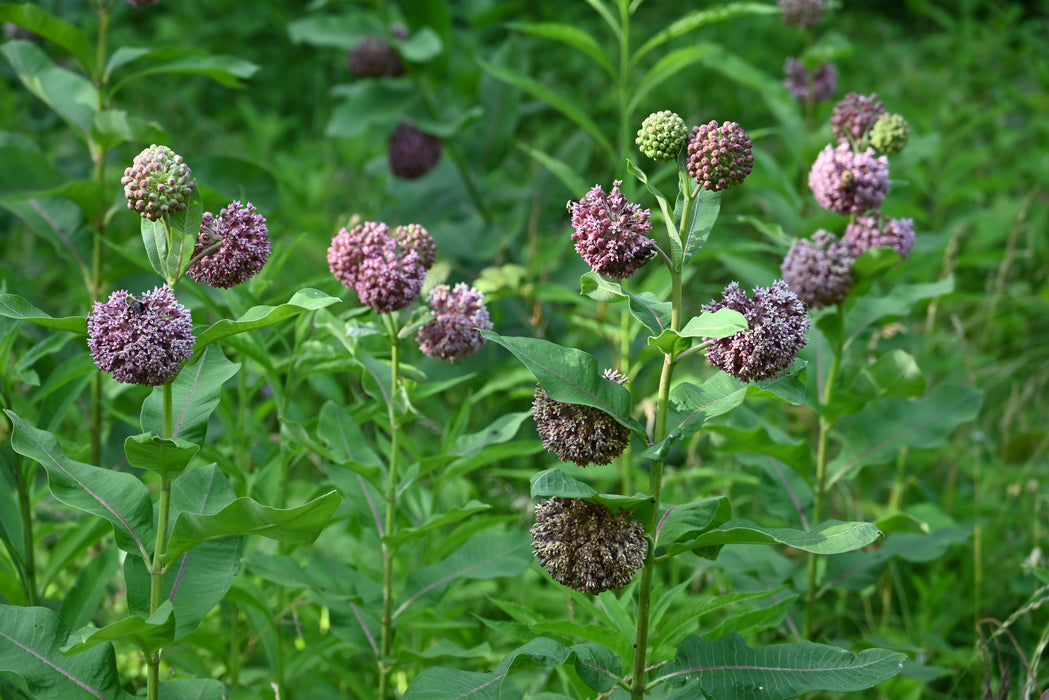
[532,374,631,466]
[685,120,754,192]
[569,180,656,279]
[393,223,437,270]
[120,145,195,221]
[808,144,890,215]
[783,57,837,103]
[702,280,810,383]
[87,286,193,386]
[831,92,887,147]
[417,283,492,362]
[778,0,826,28]
[635,110,689,162]
[869,113,910,154]
[780,230,854,308]
[347,35,405,78]
[186,201,270,288]
[843,215,915,259]
[388,122,442,179]
[530,498,647,594]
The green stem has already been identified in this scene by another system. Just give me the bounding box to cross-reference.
[804,306,843,639]
[147,383,175,700]
[378,313,402,700]
[630,260,682,698]
[12,458,37,606]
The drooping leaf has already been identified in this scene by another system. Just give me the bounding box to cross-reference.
[106,47,258,98]
[654,497,732,557]
[0,605,135,700]
[124,433,200,478]
[0,294,87,334]
[530,469,653,522]
[140,344,240,444]
[0,4,94,72]
[0,40,97,141]
[62,601,175,657]
[5,410,154,564]
[660,634,905,697]
[688,518,882,555]
[479,331,645,435]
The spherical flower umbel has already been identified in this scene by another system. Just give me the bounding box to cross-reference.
[843,215,916,260]
[781,230,855,309]
[388,123,442,180]
[347,35,404,78]
[783,57,838,104]
[121,145,195,221]
[686,120,754,192]
[569,180,656,279]
[870,113,910,154]
[702,280,810,383]
[831,92,887,147]
[328,221,426,313]
[416,283,492,362]
[393,223,437,270]
[532,372,631,466]
[87,286,193,386]
[186,201,270,288]
[530,498,647,594]
[778,0,826,28]
[808,144,890,216]
[636,110,689,162]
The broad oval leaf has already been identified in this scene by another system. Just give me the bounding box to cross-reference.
[655,497,732,556]
[124,433,200,477]
[1,40,97,141]
[530,469,652,522]
[0,4,94,73]
[680,307,747,339]
[141,344,240,444]
[62,601,175,657]
[0,294,86,334]
[689,518,882,555]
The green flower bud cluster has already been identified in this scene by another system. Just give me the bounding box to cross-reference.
[869,113,910,154]
[635,110,688,162]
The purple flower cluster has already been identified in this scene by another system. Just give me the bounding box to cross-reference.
[87,286,193,386]
[416,283,492,362]
[781,230,854,309]
[569,180,656,279]
[531,498,647,594]
[783,57,837,103]
[532,370,631,466]
[327,221,427,313]
[121,145,195,221]
[778,0,826,28]
[831,92,886,147]
[388,123,442,180]
[843,215,915,259]
[702,280,810,383]
[686,120,754,192]
[347,36,404,78]
[186,200,270,288]
[808,144,889,216]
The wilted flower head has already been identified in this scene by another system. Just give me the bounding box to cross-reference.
[686,120,754,192]
[781,230,854,309]
[416,283,492,362]
[531,498,647,594]
[569,180,656,279]
[121,145,195,221]
[783,57,837,103]
[843,215,915,259]
[702,280,810,383]
[87,286,193,386]
[347,35,404,78]
[636,110,688,162]
[870,113,910,154]
[388,123,442,180]
[831,92,887,147]
[778,0,825,28]
[186,201,270,288]
[327,221,426,313]
[393,223,437,270]
[532,371,631,466]
[808,144,890,215]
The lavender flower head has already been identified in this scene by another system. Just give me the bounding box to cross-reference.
[532,370,631,466]
[843,215,915,259]
[347,35,404,78]
[121,145,195,221]
[778,0,826,28]
[186,201,270,288]
[531,498,647,594]
[808,144,890,215]
[781,230,854,309]
[388,123,442,180]
[87,286,193,386]
[686,120,754,192]
[416,283,492,362]
[702,280,810,383]
[328,221,426,313]
[569,180,656,279]
[783,57,837,103]
[393,223,437,270]
[831,92,887,147]
[636,110,688,162]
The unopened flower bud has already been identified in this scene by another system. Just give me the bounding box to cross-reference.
[869,113,910,154]
[636,110,688,162]
[686,120,754,192]
[121,145,195,221]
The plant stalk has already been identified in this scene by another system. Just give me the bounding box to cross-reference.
[378,312,402,700]
[147,382,175,700]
